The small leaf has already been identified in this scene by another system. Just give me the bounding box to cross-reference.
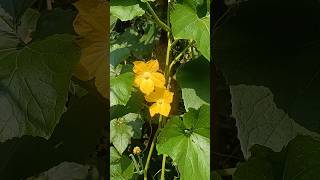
[110,72,134,107]
[157,105,210,180]
[110,0,145,21]
[110,113,141,154]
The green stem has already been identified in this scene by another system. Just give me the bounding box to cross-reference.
[207,0,210,14]
[168,42,193,75]
[129,154,141,173]
[160,154,167,180]
[144,116,163,180]
[145,2,171,32]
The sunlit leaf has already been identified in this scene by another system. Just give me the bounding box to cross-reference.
[110,113,142,154]
[170,2,210,60]
[157,105,210,180]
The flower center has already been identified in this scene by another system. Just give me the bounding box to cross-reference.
[157,99,164,106]
[143,72,151,80]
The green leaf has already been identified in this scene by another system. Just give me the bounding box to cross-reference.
[17,8,40,44]
[0,34,80,142]
[110,90,144,119]
[234,135,320,180]
[111,146,122,163]
[0,94,106,179]
[110,44,131,67]
[110,113,142,154]
[110,0,145,21]
[157,105,210,180]
[33,8,76,40]
[26,162,91,180]
[110,72,134,107]
[110,155,134,180]
[0,0,36,20]
[110,15,118,32]
[170,3,210,60]
[231,85,319,159]
[176,57,210,111]
[214,0,320,133]
[0,5,38,49]
[115,23,157,59]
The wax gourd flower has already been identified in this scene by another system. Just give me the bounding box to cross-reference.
[145,87,174,117]
[133,60,165,94]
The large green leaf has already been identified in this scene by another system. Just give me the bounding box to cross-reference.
[170,2,210,60]
[176,56,210,111]
[231,85,319,159]
[110,72,134,107]
[214,0,320,133]
[157,105,210,180]
[0,34,80,142]
[110,113,143,154]
[234,135,320,180]
[110,0,145,21]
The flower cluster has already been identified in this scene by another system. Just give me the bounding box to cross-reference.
[133,60,174,117]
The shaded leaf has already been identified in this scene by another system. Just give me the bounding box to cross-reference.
[26,162,91,180]
[231,85,319,159]
[214,0,320,133]
[234,136,320,180]
[176,57,210,111]
[0,34,80,142]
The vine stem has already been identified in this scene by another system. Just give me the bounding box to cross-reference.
[168,41,193,75]
[144,116,163,180]
[160,154,168,180]
[145,2,171,32]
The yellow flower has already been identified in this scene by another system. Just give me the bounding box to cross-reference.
[145,87,174,117]
[133,146,141,155]
[133,60,165,94]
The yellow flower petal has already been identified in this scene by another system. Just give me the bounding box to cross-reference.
[149,103,159,117]
[159,103,171,117]
[134,74,144,87]
[146,60,159,72]
[145,87,166,102]
[151,72,165,88]
[140,79,154,94]
[133,61,147,74]
[164,90,174,103]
